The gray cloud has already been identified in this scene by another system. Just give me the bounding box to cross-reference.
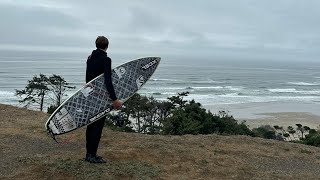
[0,0,319,61]
[0,1,88,47]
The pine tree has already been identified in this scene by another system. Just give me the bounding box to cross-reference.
[16,74,49,111]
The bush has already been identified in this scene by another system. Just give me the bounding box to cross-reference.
[252,125,276,139]
[162,101,203,135]
[302,133,320,147]
[111,92,254,136]
[105,114,135,133]
[162,100,253,136]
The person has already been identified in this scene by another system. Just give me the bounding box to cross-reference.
[85,36,122,163]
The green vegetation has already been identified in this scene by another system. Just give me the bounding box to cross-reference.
[250,123,320,148]
[47,74,75,107]
[252,125,276,139]
[108,92,320,148]
[15,73,75,113]
[107,92,253,136]
[16,74,320,149]
[15,74,50,111]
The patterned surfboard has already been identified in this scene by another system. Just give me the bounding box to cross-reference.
[45,57,161,136]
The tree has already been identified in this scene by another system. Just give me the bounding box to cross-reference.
[302,133,320,147]
[154,100,173,127]
[105,113,135,132]
[47,74,75,106]
[162,98,253,136]
[294,124,310,140]
[141,97,162,134]
[167,92,189,108]
[303,126,311,138]
[121,94,150,133]
[113,94,174,134]
[162,99,203,135]
[283,133,291,141]
[15,74,49,111]
[252,125,276,139]
[16,73,75,113]
[111,92,253,136]
[274,125,286,141]
[309,129,317,135]
[287,126,297,140]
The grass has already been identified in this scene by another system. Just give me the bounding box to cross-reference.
[300,149,313,154]
[16,155,160,180]
[2,104,320,179]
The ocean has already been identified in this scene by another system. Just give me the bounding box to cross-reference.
[1,50,320,118]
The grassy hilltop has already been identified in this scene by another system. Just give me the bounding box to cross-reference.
[1,104,320,180]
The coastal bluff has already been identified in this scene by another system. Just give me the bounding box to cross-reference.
[1,104,320,180]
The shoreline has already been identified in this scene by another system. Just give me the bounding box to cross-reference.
[1,101,320,130]
[242,112,320,129]
[204,101,320,129]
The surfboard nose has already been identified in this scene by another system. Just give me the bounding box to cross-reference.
[141,57,161,70]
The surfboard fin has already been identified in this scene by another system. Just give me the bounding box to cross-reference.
[47,129,59,143]
[52,135,58,143]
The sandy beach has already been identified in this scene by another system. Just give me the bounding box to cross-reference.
[241,112,320,129]
[205,101,320,129]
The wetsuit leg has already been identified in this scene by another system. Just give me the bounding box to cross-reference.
[86,116,106,156]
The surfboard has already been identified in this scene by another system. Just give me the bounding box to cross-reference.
[45,57,161,136]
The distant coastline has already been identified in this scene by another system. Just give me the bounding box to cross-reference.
[205,101,320,129]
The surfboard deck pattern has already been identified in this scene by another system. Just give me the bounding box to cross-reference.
[45,57,160,136]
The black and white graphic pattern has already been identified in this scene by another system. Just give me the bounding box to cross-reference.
[46,57,160,135]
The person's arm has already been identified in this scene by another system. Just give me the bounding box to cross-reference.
[103,57,117,101]
[85,55,91,83]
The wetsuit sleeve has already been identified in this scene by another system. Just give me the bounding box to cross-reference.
[103,57,117,101]
[85,55,91,83]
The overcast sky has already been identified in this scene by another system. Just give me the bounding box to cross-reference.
[0,0,319,61]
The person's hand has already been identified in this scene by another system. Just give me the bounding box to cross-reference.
[113,99,122,109]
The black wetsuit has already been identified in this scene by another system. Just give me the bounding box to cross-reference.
[85,49,117,156]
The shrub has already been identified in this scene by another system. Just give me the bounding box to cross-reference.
[252,125,276,139]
